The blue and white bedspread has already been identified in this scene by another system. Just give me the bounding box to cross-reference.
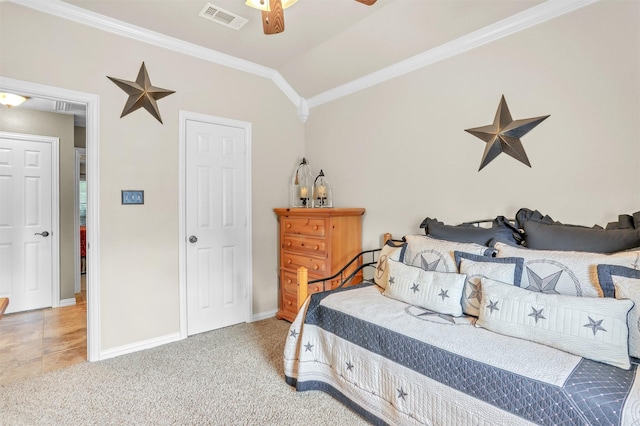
[284,283,640,426]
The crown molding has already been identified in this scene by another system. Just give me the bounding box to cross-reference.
[8,0,596,122]
[7,0,304,111]
[306,0,597,109]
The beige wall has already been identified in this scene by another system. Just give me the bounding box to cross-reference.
[305,0,640,250]
[0,3,304,350]
[74,127,86,148]
[0,108,76,300]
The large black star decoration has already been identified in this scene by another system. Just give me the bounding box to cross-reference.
[107,62,175,124]
[465,95,549,171]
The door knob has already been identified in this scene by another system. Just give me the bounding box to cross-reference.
[35,231,50,237]
[189,235,198,243]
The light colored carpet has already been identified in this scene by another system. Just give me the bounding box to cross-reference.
[1,318,370,425]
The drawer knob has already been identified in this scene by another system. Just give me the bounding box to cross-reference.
[286,278,292,284]
[314,245,319,250]
[313,225,319,231]
[286,241,292,247]
[287,300,292,306]
[313,264,319,270]
[286,223,291,229]
[287,259,292,264]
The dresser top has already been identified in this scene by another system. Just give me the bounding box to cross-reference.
[274,208,365,217]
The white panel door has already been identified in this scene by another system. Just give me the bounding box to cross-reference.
[0,135,53,313]
[186,119,247,336]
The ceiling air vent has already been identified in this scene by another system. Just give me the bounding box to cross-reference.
[199,3,249,30]
[55,100,72,112]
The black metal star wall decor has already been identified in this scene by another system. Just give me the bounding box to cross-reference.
[107,62,175,124]
[465,95,549,171]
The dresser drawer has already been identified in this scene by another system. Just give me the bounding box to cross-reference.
[282,252,327,274]
[281,291,298,318]
[281,272,327,295]
[282,235,326,255]
[281,271,298,293]
[282,217,326,237]
[281,285,325,318]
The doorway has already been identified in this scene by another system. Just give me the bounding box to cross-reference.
[74,147,86,296]
[0,76,101,361]
[178,110,253,338]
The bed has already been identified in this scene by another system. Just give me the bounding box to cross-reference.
[283,209,640,425]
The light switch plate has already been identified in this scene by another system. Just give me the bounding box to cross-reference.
[121,190,144,205]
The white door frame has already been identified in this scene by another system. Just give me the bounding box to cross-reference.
[0,132,60,309]
[74,147,86,294]
[0,76,101,361]
[178,110,253,339]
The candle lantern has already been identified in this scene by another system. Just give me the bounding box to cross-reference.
[290,157,313,207]
[312,169,333,208]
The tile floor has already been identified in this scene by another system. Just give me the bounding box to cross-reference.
[0,287,87,385]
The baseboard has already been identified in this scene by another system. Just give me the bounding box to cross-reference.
[99,312,277,360]
[99,332,182,361]
[59,298,76,307]
[252,309,277,322]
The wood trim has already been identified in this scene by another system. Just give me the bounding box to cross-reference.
[297,267,308,310]
[0,298,8,319]
[273,207,365,217]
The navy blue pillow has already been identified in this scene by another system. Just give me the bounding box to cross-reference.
[516,207,640,253]
[420,216,521,247]
[524,221,640,254]
[515,208,561,229]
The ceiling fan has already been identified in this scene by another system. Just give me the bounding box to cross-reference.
[246,0,377,35]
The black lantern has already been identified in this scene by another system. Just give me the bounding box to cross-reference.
[312,169,332,208]
[290,158,313,207]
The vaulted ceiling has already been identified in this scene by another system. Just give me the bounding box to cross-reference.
[58,0,548,100]
[7,0,596,122]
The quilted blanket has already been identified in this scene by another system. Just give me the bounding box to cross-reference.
[284,283,640,426]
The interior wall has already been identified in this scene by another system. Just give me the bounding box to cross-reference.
[74,126,86,148]
[305,0,640,250]
[0,3,304,351]
[0,108,76,300]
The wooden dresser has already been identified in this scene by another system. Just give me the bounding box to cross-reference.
[274,208,365,322]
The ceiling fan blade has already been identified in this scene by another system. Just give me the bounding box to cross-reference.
[262,0,285,34]
[355,0,377,5]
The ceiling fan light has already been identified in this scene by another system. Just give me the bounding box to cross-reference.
[245,0,269,11]
[0,92,28,108]
[246,0,297,11]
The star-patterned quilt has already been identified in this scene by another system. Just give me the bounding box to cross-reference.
[284,283,640,426]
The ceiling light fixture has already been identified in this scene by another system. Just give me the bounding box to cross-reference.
[0,92,28,108]
[247,0,376,35]
[245,0,297,11]
[261,0,285,34]
[245,0,293,34]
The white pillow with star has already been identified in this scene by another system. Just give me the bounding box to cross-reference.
[494,242,640,298]
[477,277,633,369]
[403,235,493,273]
[614,275,640,358]
[373,240,406,289]
[383,259,465,317]
[456,254,523,317]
